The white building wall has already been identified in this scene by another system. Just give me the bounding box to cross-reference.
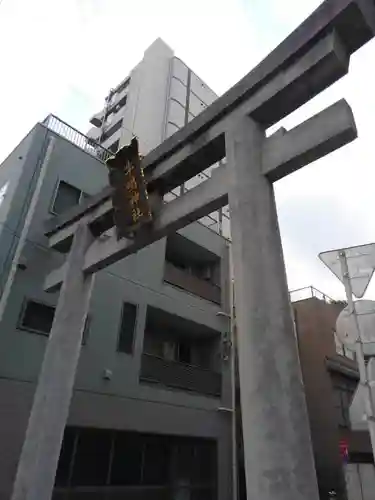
[87,38,231,239]
[119,39,173,155]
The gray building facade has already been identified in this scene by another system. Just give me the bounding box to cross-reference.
[0,118,234,500]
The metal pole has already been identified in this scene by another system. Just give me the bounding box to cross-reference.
[228,243,238,500]
[338,251,375,461]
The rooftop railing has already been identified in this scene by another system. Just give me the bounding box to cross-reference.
[42,114,113,163]
[289,286,335,304]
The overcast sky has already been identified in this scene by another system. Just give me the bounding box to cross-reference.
[1,0,375,300]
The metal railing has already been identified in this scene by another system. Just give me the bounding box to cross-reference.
[164,161,231,239]
[164,262,221,304]
[140,353,222,397]
[42,114,113,163]
[289,286,335,303]
[43,115,231,238]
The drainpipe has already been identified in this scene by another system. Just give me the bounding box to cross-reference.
[217,241,238,500]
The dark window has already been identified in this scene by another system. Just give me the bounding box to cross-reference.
[178,341,192,364]
[55,428,77,487]
[56,427,217,493]
[116,77,130,94]
[71,428,112,486]
[193,441,216,484]
[108,139,119,154]
[173,442,196,483]
[117,302,137,353]
[109,94,128,115]
[52,181,81,215]
[20,300,55,334]
[20,300,90,344]
[102,119,123,143]
[111,433,143,485]
[82,315,91,345]
[142,436,170,485]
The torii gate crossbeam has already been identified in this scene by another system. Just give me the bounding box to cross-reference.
[11,2,375,500]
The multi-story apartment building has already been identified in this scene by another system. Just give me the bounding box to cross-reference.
[292,289,373,500]
[87,37,230,240]
[0,41,234,500]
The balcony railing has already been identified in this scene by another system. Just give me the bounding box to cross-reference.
[164,262,221,304]
[289,286,335,304]
[140,353,221,397]
[163,163,231,239]
[42,114,113,163]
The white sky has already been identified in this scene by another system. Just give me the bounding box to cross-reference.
[0,0,375,300]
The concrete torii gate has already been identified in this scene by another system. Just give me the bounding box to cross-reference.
[11,1,375,499]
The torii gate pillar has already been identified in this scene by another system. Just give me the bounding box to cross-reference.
[227,116,319,500]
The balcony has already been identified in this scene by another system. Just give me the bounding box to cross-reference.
[89,110,105,127]
[140,353,221,397]
[164,262,221,304]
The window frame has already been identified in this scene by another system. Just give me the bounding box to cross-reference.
[108,139,120,154]
[49,179,88,216]
[101,119,123,143]
[18,298,91,345]
[116,302,138,354]
[18,298,56,336]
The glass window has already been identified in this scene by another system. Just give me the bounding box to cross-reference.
[56,427,217,494]
[108,139,120,154]
[71,429,112,486]
[117,302,137,353]
[101,119,123,143]
[82,315,91,345]
[110,433,143,485]
[178,341,192,364]
[20,300,55,334]
[142,436,170,485]
[52,181,81,215]
[55,427,77,487]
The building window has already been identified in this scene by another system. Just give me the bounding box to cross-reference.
[108,139,120,154]
[117,302,137,353]
[82,315,91,345]
[71,428,112,486]
[111,433,143,485]
[164,234,221,304]
[56,426,217,495]
[19,299,90,343]
[116,77,130,95]
[19,300,55,335]
[332,377,357,428]
[51,181,88,215]
[145,338,193,365]
[101,119,123,143]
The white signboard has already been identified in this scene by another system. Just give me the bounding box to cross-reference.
[319,243,375,298]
